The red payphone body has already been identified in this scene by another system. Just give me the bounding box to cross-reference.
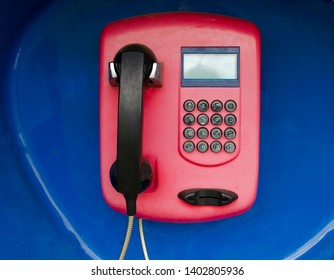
[100,12,261,222]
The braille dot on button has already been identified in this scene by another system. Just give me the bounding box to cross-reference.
[224,141,236,153]
[197,100,209,112]
[183,128,195,139]
[210,141,222,153]
[211,100,223,112]
[197,141,208,153]
[225,100,237,112]
[183,113,195,126]
[183,141,195,153]
[224,114,237,126]
[197,127,209,139]
[211,114,223,126]
[184,100,195,112]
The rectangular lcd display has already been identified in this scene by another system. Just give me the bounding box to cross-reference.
[181,47,240,87]
[183,53,238,79]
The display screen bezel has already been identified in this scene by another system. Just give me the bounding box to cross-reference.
[181,47,240,87]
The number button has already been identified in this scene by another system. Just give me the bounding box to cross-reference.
[183,114,195,126]
[224,141,236,153]
[211,128,222,139]
[224,128,236,139]
[211,100,223,112]
[224,114,237,126]
[211,114,223,126]
[210,141,222,153]
[197,114,209,126]
[183,141,195,153]
[183,128,195,139]
[197,100,209,112]
[225,100,237,112]
[197,141,208,153]
[197,128,209,139]
[184,100,195,112]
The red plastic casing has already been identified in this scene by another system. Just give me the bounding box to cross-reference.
[100,12,261,222]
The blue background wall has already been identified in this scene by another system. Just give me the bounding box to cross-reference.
[1,0,334,259]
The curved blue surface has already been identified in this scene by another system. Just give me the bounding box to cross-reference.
[1,0,334,259]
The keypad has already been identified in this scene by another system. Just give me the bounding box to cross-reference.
[182,99,238,153]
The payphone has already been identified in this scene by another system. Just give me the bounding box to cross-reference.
[100,12,261,223]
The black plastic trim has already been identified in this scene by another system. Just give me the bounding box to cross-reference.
[178,188,238,206]
[181,47,240,87]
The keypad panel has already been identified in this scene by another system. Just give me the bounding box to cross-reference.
[181,99,238,155]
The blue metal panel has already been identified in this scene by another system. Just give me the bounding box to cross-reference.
[1,0,334,259]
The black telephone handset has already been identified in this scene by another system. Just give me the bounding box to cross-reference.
[109,45,158,216]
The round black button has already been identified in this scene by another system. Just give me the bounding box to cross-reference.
[183,141,195,153]
[211,128,222,139]
[211,100,223,112]
[184,100,195,112]
[211,114,223,126]
[183,114,195,126]
[197,127,209,139]
[183,128,195,139]
[224,141,236,153]
[225,100,237,112]
[224,128,236,139]
[197,100,209,112]
[197,141,208,153]
[210,141,222,153]
[197,114,209,126]
[224,114,237,126]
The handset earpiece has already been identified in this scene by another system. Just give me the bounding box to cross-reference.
[109,44,159,216]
